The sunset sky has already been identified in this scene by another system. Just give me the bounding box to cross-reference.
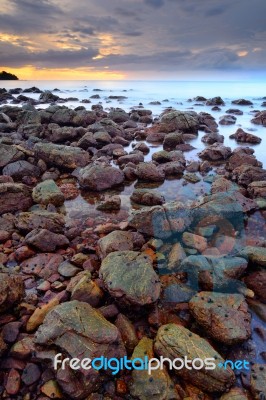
[0,0,265,80]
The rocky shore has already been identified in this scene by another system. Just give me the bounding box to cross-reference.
[0,87,266,399]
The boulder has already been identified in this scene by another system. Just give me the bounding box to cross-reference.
[0,144,24,168]
[98,230,145,258]
[0,183,32,215]
[96,195,121,211]
[229,128,261,144]
[232,98,253,105]
[135,162,165,182]
[117,152,144,166]
[226,149,262,171]
[231,165,266,186]
[206,96,225,106]
[160,110,199,133]
[77,132,97,149]
[0,273,24,314]
[239,246,266,267]
[3,161,41,180]
[39,91,59,103]
[78,164,124,190]
[219,115,237,125]
[35,301,126,398]
[99,251,161,306]
[32,179,64,206]
[15,210,65,233]
[108,108,129,123]
[201,132,224,144]
[154,324,235,392]
[189,292,251,344]
[198,112,218,132]
[163,131,184,150]
[248,181,266,198]
[130,189,165,206]
[251,110,266,126]
[161,161,185,176]
[34,142,90,169]
[25,229,69,252]
[21,253,63,279]
[199,144,232,161]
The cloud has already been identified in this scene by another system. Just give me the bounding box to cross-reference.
[144,0,165,8]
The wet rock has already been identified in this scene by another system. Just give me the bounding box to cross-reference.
[199,144,232,161]
[129,206,171,239]
[163,131,184,150]
[58,260,81,277]
[25,228,69,252]
[219,387,249,399]
[206,96,225,106]
[70,271,103,307]
[229,128,261,144]
[146,131,166,143]
[250,364,266,399]
[96,195,121,211]
[32,179,65,206]
[231,165,266,186]
[0,144,24,168]
[21,253,63,279]
[232,98,253,106]
[226,148,262,171]
[201,132,224,144]
[78,164,124,190]
[154,324,235,392]
[136,162,165,182]
[98,230,145,258]
[21,362,41,385]
[219,115,237,125]
[167,242,186,270]
[0,183,32,215]
[117,151,144,165]
[99,251,161,306]
[0,273,24,314]
[163,282,195,303]
[77,132,97,149]
[248,181,266,198]
[130,367,179,400]
[108,108,129,123]
[162,161,185,176]
[179,255,248,292]
[34,142,90,169]
[115,313,138,352]
[198,111,218,132]
[3,160,40,180]
[39,90,59,103]
[130,188,165,206]
[35,301,126,396]
[15,210,65,233]
[133,142,150,153]
[160,110,199,133]
[244,271,266,303]
[182,232,207,252]
[183,172,201,183]
[251,110,266,126]
[226,108,244,115]
[189,292,251,344]
[239,246,266,267]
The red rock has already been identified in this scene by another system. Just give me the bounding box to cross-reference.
[15,245,35,262]
[5,368,21,395]
[21,253,63,279]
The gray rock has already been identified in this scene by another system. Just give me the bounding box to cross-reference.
[98,230,145,258]
[199,144,232,161]
[25,228,69,252]
[32,179,64,206]
[135,162,165,182]
[0,144,24,168]
[78,164,124,190]
[99,251,161,306]
[3,161,41,180]
[15,210,65,233]
[130,189,165,206]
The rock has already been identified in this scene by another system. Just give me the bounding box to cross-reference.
[250,364,266,399]
[226,108,243,115]
[115,314,138,352]
[25,229,69,252]
[41,380,63,399]
[189,292,251,344]
[248,181,266,198]
[21,253,63,279]
[35,301,126,396]
[0,144,24,168]
[34,142,90,169]
[70,272,103,307]
[0,183,32,215]
[163,282,195,303]
[226,150,262,171]
[27,296,60,332]
[231,165,266,186]
[232,98,253,105]
[78,164,124,190]
[182,232,207,252]
[199,144,232,161]
[161,161,185,176]
[130,189,165,206]
[183,172,201,183]
[117,152,144,166]
[202,132,224,144]
[5,368,21,395]
[39,90,59,103]
[0,273,24,314]
[99,251,161,306]
[21,363,41,386]
[154,324,235,392]
[3,160,40,180]
[244,271,266,303]
[219,387,249,399]
[219,115,237,125]
[146,131,166,143]
[133,142,150,153]
[198,111,218,132]
[15,210,65,233]
[77,132,97,149]
[179,255,248,292]
[206,96,225,106]
[108,108,129,123]
[160,110,199,133]
[98,230,145,258]
[167,243,186,270]
[163,131,184,150]
[130,367,179,400]
[58,261,81,277]
[239,246,266,267]
[229,128,261,144]
[135,162,165,182]
[32,179,64,206]
[96,195,121,211]
[251,110,266,126]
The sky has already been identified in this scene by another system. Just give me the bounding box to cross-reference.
[0,0,265,80]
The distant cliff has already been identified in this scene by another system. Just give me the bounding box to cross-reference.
[0,71,19,80]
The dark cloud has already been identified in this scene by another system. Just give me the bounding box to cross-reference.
[124,31,143,37]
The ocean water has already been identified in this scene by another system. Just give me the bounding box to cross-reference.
[2,79,266,167]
